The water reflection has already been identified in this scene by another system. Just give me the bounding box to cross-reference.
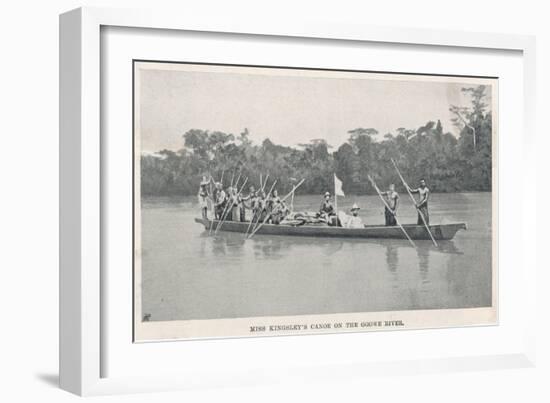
[385,244,399,289]
[437,241,463,255]
[197,221,475,312]
[200,227,462,260]
[211,236,227,256]
[251,236,345,258]
[252,237,284,259]
[417,245,431,288]
[202,228,465,303]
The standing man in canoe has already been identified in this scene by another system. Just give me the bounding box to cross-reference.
[408,179,430,225]
[269,189,288,225]
[229,186,241,222]
[241,186,256,222]
[224,186,233,221]
[255,189,268,223]
[197,175,211,220]
[264,189,278,224]
[214,182,227,220]
[380,183,399,226]
[250,190,262,223]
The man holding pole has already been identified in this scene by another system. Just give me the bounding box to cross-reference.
[408,179,430,225]
[241,186,256,222]
[367,174,416,247]
[214,182,227,220]
[390,159,438,247]
[197,175,211,220]
[380,184,399,226]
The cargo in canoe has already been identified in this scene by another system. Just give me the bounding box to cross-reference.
[195,218,466,241]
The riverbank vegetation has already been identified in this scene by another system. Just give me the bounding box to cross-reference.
[141,85,492,196]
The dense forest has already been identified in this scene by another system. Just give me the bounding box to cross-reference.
[141,85,492,197]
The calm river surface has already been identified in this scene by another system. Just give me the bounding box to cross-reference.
[140,192,492,321]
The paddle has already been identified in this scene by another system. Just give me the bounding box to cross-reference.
[391,158,438,247]
[246,179,277,237]
[248,179,305,239]
[215,177,248,235]
[367,175,416,248]
[207,174,216,229]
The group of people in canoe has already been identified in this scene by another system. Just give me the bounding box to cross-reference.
[198,174,431,228]
[198,176,290,225]
[318,179,430,228]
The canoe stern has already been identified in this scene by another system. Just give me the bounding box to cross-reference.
[436,222,467,240]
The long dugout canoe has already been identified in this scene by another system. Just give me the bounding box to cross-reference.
[195,218,466,241]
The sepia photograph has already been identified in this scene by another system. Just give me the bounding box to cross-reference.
[133,61,497,341]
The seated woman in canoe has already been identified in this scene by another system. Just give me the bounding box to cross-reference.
[319,191,339,226]
[319,192,335,218]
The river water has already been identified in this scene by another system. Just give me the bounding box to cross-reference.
[140,192,493,321]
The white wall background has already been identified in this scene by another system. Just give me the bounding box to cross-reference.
[0,0,547,401]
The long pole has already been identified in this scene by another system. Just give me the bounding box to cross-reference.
[244,207,260,238]
[261,174,269,192]
[290,178,297,212]
[334,176,337,215]
[210,188,230,236]
[207,174,215,227]
[391,158,438,247]
[233,172,242,191]
[212,173,237,235]
[453,110,476,149]
[248,179,278,236]
[229,169,236,187]
[367,175,416,248]
[215,177,248,235]
[244,179,274,237]
[248,179,304,239]
[208,173,221,236]
[245,179,272,238]
[209,170,226,236]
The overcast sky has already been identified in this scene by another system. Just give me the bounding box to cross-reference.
[137,63,494,153]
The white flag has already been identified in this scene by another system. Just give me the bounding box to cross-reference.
[334,174,345,197]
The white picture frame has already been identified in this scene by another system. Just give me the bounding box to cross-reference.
[60,6,537,396]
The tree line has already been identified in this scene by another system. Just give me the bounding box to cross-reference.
[140,85,492,197]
